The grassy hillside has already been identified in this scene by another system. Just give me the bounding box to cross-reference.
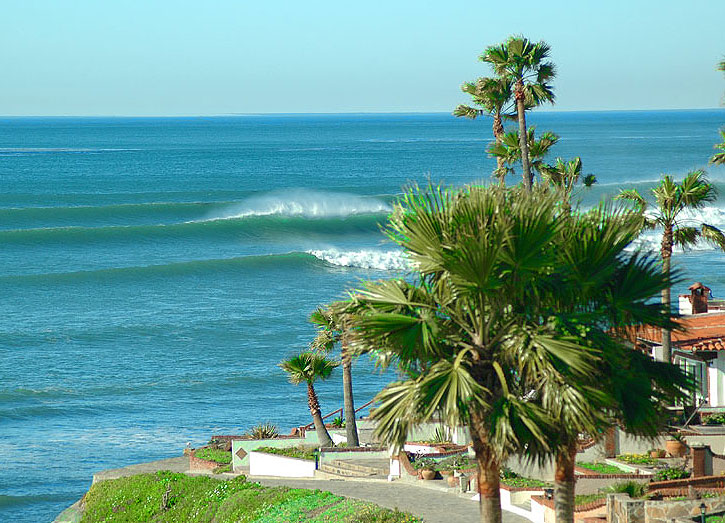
[80,471,420,523]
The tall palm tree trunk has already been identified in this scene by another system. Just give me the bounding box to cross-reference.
[515,80,532,191]
[472,412,502,523]
[493,113,506,186]
[554,439,578,523]
[307,382,334,447]
[660,224,674,363]
[341,342,360,446]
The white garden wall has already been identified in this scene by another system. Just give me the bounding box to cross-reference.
[248,451,316,478]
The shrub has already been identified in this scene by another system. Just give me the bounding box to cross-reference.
[574,494,607,506]
[247,422,280,439]
[412,457,436,471]
[703,413,725,425]
[616,453,657,466]
[437,454,474,471]
[603,480,649,498]
[431,427,450,444]
[654,466,690,482]
[331,417,345,428]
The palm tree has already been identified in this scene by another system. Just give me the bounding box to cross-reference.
[539,157,596,212]
[310,303,360,447]
[482,36,556,191]
[346,184,679,523]
[714,58,725,165]
[454,77,516,182]
[539,348,688,523]
[532,211,689,523]
[488,127,559,184]
[617,170,725,362]
[279,352,339,448]
[712,129,725,166]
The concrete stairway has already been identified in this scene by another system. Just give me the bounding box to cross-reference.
[317,459,388,479]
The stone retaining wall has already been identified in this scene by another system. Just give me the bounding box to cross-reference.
[607,493,725,523]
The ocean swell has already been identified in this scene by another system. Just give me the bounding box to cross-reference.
[196,189,391,221]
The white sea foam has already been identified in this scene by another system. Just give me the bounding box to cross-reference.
[198,189,390,221]
[307,249,410,271]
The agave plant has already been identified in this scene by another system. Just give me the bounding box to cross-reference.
[247,422,279,440]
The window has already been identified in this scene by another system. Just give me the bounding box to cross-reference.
[675,357,707,403]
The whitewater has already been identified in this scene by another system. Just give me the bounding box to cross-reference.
[1,111,725,523]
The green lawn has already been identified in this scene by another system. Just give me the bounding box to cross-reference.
[254,445,318,461]
[615,454,657,466]
[194,448,232,464]
[576,462,628,474]
[499,469,552,489]
[80,472,421,523]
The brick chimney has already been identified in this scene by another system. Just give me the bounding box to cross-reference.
[689,282,711,314]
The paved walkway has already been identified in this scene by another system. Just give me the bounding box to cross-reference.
[73,456,528,523]
[255,476,528,523]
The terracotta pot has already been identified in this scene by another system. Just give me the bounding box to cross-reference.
[650,451,659,458]
[665,439,687,457]
[440,470,453,477]
[421,469,437,480]
[447,475,459,487]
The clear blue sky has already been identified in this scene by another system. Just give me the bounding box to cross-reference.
[1,0,723,115]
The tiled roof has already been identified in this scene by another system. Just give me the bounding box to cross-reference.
[635,312,725,352]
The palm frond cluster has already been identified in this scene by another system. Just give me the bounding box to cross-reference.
[343,184,689,523]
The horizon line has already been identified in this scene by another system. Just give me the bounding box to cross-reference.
[1,107,724,118]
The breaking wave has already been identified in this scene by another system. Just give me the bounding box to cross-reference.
[196,189,391,221]
[307,249,410,271]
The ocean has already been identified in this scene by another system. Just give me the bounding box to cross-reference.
[1,111,724,522]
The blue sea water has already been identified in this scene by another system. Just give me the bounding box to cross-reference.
[1,111,725,522]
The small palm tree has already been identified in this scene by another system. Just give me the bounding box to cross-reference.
[488,127,559,184]
[714,58,725,165]
[310,302,360,447]
[617,170,725,362]
[711,129,725,166]
[482,36,556,191]
[539,157,596,212]
[279,352,339,448]
[454,77,516,181]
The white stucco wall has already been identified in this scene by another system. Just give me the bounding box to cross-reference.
[711,352,725,407]
[679,295,693,315]
[248,451,316,478]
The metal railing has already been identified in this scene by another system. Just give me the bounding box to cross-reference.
[302,398,375,431]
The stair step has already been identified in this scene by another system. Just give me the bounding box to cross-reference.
[319,464,375,477]
[327,459,388,475]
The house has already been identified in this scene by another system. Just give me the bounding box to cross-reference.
[636,283,725,407]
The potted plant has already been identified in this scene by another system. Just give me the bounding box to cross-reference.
[415,458,437,480]
[420,466,437,480]
[665,433,687,457]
